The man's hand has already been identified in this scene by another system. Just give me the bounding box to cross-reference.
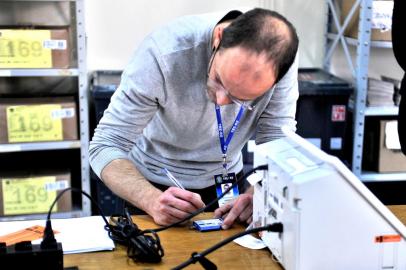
[147,187,206,226]
[213,193,253,229]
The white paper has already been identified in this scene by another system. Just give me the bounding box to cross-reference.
[247,140,256,153]
[385,121,401,150]
[246,172,262,186]
[0,216,115,254]
[233,234,267,249]
[233,222,266,250]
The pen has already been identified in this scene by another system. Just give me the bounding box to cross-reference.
[163,168,185,190]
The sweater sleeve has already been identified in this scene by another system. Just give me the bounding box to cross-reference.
[255,54,299,144]
[89,36,167,178]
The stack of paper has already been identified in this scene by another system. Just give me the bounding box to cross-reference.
[0,216,115,254]
[381,75,402,106]
[367,78,395,107]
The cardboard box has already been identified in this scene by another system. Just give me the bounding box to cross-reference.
[363,120,406,172]
[0,28,71,68]
[340,0,393,41]
[0,172,72,216]
[0,1,71,26]
[0,97,78,143]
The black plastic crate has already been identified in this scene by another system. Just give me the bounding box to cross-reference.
[90,70,124,215]
[296,68,353,161]
[91,70,122,122]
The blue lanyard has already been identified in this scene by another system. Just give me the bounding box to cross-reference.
[215,104,245,172]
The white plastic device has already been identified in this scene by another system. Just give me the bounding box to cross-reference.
[252,127,406,270]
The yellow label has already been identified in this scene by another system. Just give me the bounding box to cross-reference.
[0,29,52,68]
[1,176,57,215]
[6,104,63,143]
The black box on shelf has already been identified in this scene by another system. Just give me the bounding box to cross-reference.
[90,70,124,216]
[91,70,123,121]
[296,68,353,160]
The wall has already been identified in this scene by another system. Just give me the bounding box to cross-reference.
[84,0,327,71]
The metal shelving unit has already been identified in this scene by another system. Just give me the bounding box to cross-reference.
[348,99,399,116]
[0,141,81,153]
[0,0,90,220]
[324,0,405,182]
[0,69,80,77]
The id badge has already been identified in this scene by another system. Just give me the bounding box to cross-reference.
[214,172,239,207]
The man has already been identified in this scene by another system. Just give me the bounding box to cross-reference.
[90,8,299,229]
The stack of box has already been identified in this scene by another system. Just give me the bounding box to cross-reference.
[340,0,393,41]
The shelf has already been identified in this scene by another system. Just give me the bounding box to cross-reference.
[0,0,77,2]
[349,100,399,116]
[0,0,91,218]
[0,141,81,153]
[0,69,79,77]
[0,209,84,222]
[327,33,393,49]
[365,106,399,116]
[360,171,406,182]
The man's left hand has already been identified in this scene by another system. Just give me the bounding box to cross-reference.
[213,193,253,229]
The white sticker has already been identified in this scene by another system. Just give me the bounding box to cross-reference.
[305,138,321,149]
[0,70,11,76]
[330,137,342,150]
[385,121,401,150]
[51,108,75,119]
[43,40,67,50]
[372,1,393,32]
[0,144,22,152]
[44,180,69,191]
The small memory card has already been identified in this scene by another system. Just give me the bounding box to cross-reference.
[193,218,223,232]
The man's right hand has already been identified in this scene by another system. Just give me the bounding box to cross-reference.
[147,187,205,226]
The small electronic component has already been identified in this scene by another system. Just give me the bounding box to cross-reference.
[193,218,223,232]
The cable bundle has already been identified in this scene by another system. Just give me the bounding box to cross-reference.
[107,209,164,263]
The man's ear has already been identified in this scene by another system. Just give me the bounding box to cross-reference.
[212,25,225,50]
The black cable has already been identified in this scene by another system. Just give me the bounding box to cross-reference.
[41,187,112,249]
[150,164,268,233]
[172,222,283,270]
[108,208,164,262]
[41,164,268,263]
[41,187,164,263]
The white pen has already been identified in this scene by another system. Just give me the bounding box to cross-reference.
[163,168,185,190]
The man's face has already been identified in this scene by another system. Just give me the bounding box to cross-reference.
[207,46,276,108]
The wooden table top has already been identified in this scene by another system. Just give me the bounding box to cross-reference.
[64,205,406,270]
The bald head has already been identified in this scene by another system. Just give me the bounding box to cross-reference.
[220,8,299,83]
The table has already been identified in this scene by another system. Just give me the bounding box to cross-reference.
[64,206,406,270]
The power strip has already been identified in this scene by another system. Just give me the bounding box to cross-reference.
[0,241,63,270]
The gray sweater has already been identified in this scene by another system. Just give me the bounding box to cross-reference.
[89,10,299,189]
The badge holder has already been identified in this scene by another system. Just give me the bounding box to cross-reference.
[214,172,239,207]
